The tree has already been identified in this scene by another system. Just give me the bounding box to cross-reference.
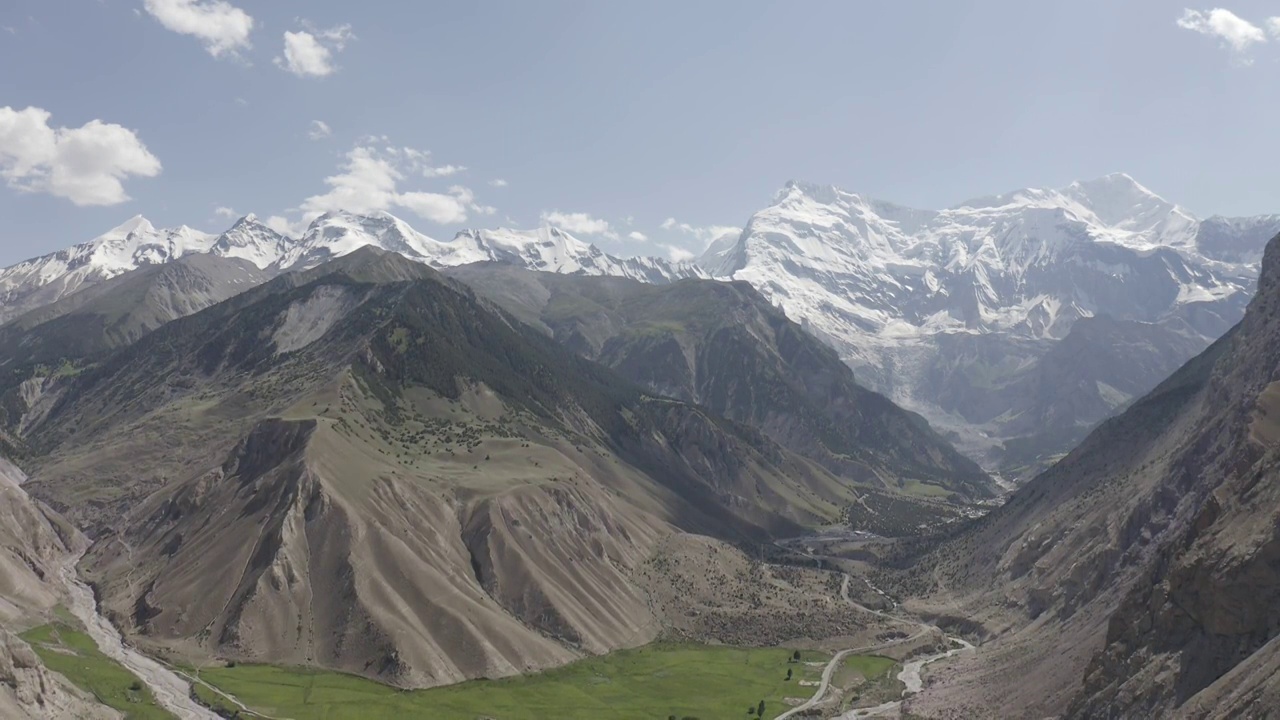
[757,700,765,717]
[786,668,793,681]
[791,650,801,662]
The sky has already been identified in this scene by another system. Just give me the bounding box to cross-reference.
[2,1,1280,267]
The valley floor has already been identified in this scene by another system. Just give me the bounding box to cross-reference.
[188,644,861,720]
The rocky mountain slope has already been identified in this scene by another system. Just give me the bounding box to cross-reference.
[446,264,993,505]
[703,174,1280,474]
[0,254,265,371]
[11,248,866,688]
[906,230,1280,718]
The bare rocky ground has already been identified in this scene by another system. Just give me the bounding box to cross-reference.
[634,533,908,651]
[0,460,118,719]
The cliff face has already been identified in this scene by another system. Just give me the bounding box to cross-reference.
[925,233,1280,718]
[1066,232,1280,718]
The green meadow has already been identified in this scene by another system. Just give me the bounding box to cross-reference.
[20,619,175,720]
[195,644,836,719]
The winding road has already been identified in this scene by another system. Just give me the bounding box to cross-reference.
[772,538,976,720]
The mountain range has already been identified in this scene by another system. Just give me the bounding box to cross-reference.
[0,212,704,326]
[5,173,1275,479]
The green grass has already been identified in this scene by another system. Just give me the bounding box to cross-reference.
[191,680,245,717]
[196,644,829,720]
[19,619,176,720]
[841,655,896,678]
[833,655,903,712]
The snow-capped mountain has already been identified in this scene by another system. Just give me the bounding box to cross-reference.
[277,212,706,283]
[0,216,216,323]
[0,211,704,324]
[210,213,289,269]
[705,174,1280,473]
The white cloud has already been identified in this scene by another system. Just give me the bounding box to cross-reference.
[1177,8,1267,59]
[308,120,332,140]
[275,22,353,77]
[2,26,15,35]
[396,191,470,224]
[488,178,508,188]
[214,205,237,218]
[628,231,648,242]
[0,106,161,206]
[1268,17,1280,38]
[263,214,305,237]
[234,97,248,106]
[662,244,696,263]
[277,32,332,77]
[660,216,740,247]
[297,143,488,225]
[143,0,253,58]
[540,210,618,240]
[422,164,465,178]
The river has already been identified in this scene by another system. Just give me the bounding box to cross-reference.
[58,553,219,720]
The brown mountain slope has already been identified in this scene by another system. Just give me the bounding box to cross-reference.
[18,248,868,687]
[904,234,1280,718]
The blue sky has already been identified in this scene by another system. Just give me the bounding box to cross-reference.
[2,0,1280,266]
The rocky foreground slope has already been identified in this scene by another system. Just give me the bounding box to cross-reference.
[0,459,115,720]
[907,230,1280,718]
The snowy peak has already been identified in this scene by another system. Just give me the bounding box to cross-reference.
[450,227,707,283]
[279,210,439,270]
[450,227,599,271]
[103,214,156,239]
[1062,172,1198,247]
[1065,172,1165,220]
[212,215,290,270]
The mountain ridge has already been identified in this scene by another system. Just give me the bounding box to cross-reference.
[0,211,706,324]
